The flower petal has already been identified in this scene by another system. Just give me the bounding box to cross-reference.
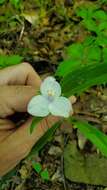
[40,76,61,98]
[27,95,50,117]
[42,76,56,82]
[49,96,72,118]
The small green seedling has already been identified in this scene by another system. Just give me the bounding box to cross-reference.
[32,162,50,181]
[40,168,49,181]
[32,162,42,174]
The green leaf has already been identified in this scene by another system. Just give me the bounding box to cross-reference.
[96,34,107,46]
[69,118,107,157]
[83,36,95,46]
[0,55,23,68]
[56,59,81,77]
[99,0,107,3]
[98,21,107,31]
[40,169,50,181]
[61,62,107,97]
[30,117,43,134]
[10,0,21,9]
[0,0,6,5]
[76,3,98,19]
[93,10,107,21]
[85,45,101,62]
[56,43,101,78]
[66,43,84,59]
[83,19,97,32]
[29,121,62,157]
[76,5,107,34]
[76,7,88,19]
[0,166,18,187]
[6,55,23,65]
[55,43,83,77]
[103,48,107,62]
[32,162,42,173]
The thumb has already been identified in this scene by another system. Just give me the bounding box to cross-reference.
[0,85,37,118]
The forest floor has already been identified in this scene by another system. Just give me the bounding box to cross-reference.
[0,0,107,189]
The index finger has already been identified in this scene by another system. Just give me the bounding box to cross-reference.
[0,62,41,88]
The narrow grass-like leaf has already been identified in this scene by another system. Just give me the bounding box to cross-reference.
[29,121,62,157]
[30,117,43,134]
[61,62,107,97]
[69,118,107,157]
[0,166,18,187]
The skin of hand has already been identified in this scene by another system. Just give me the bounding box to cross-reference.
[0,63,59,177]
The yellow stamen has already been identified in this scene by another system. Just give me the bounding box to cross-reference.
[48,90,54,96]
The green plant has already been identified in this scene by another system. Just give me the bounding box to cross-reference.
[29,121,62,157]
[0,0,22,8]
[76,2,107,34]
[9,0,22,9]
[30,117,43,134]
[0,55,23,68]
[55,31,107,78]
[99,0,107,4]
[0,0,6,5]
[32,162,50,181]
[56,38,102,77]
[68,118,107,157]
[61,62,107,97]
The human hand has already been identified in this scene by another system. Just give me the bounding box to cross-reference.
[0,63,58,176]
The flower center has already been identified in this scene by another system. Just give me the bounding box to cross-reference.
[47,90,55,102]
[47,90,55,97]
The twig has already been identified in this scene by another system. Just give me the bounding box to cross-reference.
[19,25,25,41]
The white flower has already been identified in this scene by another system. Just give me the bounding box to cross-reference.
[27,76,73,118]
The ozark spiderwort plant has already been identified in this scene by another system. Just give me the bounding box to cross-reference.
[27,67,107,159]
